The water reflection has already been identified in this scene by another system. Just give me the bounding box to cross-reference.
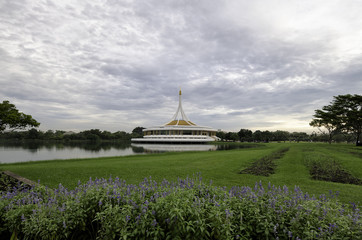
[0,141,135,163]
[0,141,131,152]
[131,143,217,153]
[132,143,261,153]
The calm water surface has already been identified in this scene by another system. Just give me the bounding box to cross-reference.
[0,141,257,163]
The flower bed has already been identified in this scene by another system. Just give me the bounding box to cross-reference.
[0,175,361,239]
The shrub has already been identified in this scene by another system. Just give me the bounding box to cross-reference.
[304,153,362,185]
[0,175,361,239]
[240,147,289,176]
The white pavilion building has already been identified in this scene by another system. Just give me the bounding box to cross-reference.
[131,89,218,143]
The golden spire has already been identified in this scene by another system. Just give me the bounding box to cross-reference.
[164,88,196,126]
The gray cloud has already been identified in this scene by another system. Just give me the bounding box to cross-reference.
[0,0,361,132]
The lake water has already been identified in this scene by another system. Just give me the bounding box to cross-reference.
[0,141,257,163]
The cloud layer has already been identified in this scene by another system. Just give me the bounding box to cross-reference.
[1,0,361,132]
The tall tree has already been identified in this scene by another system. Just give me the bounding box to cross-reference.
[132,126,145,138]
[333,94,362,146]
[0,100,40,132]
[273,130,289,142]
[310,94,361,146]
[225,132,239,142]
[237,129,253,142]
[252,130,263,142]
[309,106,340,144]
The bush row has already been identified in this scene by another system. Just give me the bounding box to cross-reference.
[240,147,289,176]
[1,175,361,239]
[304,153,362,185]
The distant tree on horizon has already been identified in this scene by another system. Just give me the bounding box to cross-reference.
[238,129,253,142]
[132,126,145,138]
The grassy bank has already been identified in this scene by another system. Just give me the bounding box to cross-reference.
[1,143,361,204]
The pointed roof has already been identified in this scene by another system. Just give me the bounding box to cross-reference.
[165,89,197,126]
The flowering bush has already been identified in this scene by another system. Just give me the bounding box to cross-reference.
[1,175,361,239]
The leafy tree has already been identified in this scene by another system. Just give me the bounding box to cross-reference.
[333,94,362,146]
[238,129,253,142]
[261,130,272,142]
[54,130,66,140]
[0,100,40,132]
[251,130,272,142]
[113,131,131,141]
[43,130,55,140]
[216,131,226,141]
[289,132,309,142]
[273,130,289,142]
[225,132,239,142]
[26,128,42,139]
[252,130,263,142]
[310,94,361,146]
[310,105,340,144]
[101,130,113,140]
[132,126,145,138]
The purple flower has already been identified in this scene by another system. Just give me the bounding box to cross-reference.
[135,214,141,224]
[254,182,258,191]
[259,180,263,189]
[152,219,157,227]
[350,202,357,211]
[225,209,232,218]
[283,186,289,194]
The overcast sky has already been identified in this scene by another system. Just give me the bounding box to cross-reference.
[1,0,361,133]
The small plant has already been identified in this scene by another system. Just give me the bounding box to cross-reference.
[240,147,289,176]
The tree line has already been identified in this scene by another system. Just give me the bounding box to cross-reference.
[0,128,144,142]
[1,127,355,144]
[216,129,356,143]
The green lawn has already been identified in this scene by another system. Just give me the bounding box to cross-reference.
[1,142,361,205]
